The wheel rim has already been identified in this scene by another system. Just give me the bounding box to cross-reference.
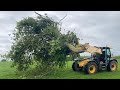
[111,63,117,71]
[89,65,96,73]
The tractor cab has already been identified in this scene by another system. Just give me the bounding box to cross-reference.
[100,47,111,62]
[93,47,111,66]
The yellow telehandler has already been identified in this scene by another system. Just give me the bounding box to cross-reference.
[66,42,118,74]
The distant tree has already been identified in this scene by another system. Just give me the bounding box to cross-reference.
[1,59,6,62]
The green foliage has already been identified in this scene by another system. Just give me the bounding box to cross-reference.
[8,13,79,71]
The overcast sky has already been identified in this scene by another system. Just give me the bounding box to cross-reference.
[0,11,120,59]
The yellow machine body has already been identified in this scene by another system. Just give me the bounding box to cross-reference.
[79,59,89,67]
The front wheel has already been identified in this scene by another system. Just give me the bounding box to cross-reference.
[83,62,98,74]
[72,61,82,71]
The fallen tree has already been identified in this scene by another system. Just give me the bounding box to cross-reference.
[8,12,79,71]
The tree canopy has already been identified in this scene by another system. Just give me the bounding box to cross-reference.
[8,13,79,71]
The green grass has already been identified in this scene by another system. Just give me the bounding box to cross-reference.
[0,58,120,79]
[0,61,20,79]
[42,61,120,79]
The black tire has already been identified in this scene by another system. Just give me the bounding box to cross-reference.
[83,62,98,74]
[72,61,82,71]
[107,60,118,72]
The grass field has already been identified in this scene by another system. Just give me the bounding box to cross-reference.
[0,57,120,79]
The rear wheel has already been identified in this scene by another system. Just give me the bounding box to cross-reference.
[107,60,118,71]
[84,62,98,74]
[72,61,82,71]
